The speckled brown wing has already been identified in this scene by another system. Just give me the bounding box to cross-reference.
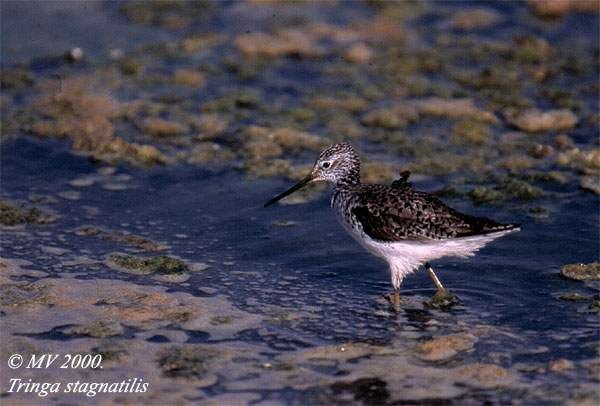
[350,184,518,242]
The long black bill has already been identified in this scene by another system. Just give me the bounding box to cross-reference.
[264,175,313,207]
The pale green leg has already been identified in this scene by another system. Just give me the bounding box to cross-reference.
[423,262,459,309]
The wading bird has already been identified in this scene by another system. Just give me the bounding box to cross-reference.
[265,143,519,309]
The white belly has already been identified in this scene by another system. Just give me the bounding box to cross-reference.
[334,207,518,282]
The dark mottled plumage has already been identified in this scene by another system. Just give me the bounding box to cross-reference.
[334,183,519,242]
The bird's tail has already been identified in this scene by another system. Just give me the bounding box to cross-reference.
[460,215,520,237]
[483,222,520,233]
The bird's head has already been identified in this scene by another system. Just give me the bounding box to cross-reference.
[310,142,360,183]
[264,142,360,207]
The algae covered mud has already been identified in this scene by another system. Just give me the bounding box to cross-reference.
[1,0,599,404]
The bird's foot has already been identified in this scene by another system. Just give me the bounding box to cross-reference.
[423,288,459,310]
[384,290,401,313]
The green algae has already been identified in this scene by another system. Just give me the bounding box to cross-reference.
[451,119,491,145]
[173,69,205,87]
[64,320,124,338]
[120,0,213,28]
[210,316,232,325]
[0,0,593,203]
[109,254,189,275]
[557,148,600,174]
[499,155,536,172]
[0,200,55,226]
[92,341,129,362]
[502,178,545,200]
[449,8,502,31]
[454,66,521,92]
[361,107,417,130]
[504,108,578,133]
[157,345,220,380]
[558,293,589,301]
[541,88,584,111]
[560,263,600,281]
[509,36,552,64]
[469,178,544,204]
[0,282,49,306]
[0,4,593,201]
[286,107,316,124]
[423,289,460,310]
[75,226,167,251]
[141,117,188,137]
[415,333,476,361]
[119,57,144,75]
[202,89,261,113]
[580,175,600,195]
[25,77,167,166]
[468,187,504,204]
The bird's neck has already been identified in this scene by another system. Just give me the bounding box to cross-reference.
[333,155,361,188]
[334,170,360,188]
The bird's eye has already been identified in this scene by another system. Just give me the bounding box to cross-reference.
[321,161,331,169]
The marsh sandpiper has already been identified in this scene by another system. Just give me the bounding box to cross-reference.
[265,143,520,309]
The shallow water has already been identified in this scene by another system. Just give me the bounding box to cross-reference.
[1,1,599,405]
[2,135,598,403]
